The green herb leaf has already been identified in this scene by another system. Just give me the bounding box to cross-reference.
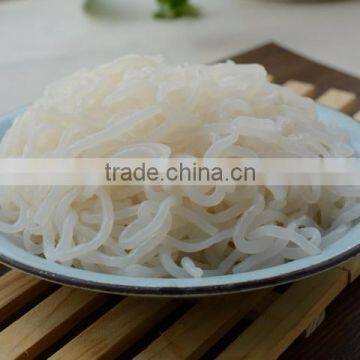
[154,0,200,19]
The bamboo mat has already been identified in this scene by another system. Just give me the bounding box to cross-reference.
[1,44,360,359]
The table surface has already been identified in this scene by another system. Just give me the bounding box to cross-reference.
[1,0,360,114]
[236,43,360,360]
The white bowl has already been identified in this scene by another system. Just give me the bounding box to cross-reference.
[0,105,359,296]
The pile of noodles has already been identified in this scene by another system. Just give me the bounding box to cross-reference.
[0,55,359,278]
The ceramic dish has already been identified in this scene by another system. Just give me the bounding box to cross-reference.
[0,105,359,297]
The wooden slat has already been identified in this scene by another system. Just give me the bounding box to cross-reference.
[217,268,348,360]
[0,270,52,323]
[50,297,180,360]
[338,254,360,283]
[283,80,316,97]
[135,290,269,360]
[246,290,280,321]
[317,88,357,113]
[304,310,326,338]
[0,287,108,360]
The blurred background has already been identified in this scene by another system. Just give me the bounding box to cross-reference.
[0,0,359,114]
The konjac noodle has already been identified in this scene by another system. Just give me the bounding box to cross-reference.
[0,55,358,278]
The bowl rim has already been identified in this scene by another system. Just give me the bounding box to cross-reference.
[1,243,360,296]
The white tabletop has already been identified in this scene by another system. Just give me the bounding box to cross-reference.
[1,0,359,114]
